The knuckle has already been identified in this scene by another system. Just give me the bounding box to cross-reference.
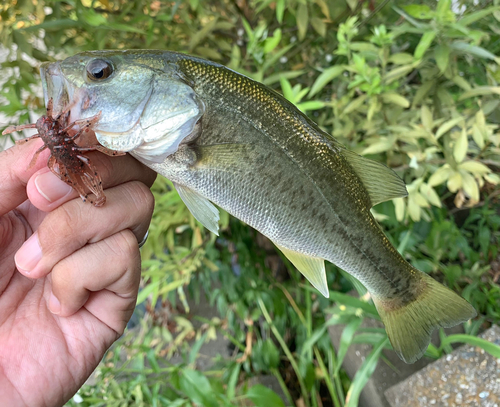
[107,230,139,263]
[39,202,83,251]
[125,181,155,218]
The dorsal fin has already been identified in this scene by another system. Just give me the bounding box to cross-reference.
[341,149,408,207]
[275,244,329,298]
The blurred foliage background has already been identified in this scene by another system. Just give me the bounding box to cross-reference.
[1,0,500,406]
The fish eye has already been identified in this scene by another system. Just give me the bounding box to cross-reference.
[86,59,113,81]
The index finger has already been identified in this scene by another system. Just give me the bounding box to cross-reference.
[25,148,157,212]
[0,139,50,217]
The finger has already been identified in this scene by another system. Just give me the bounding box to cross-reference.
[14,181,154,278]
[49,229,141,334]
[0,139,49,216]
[26,151,157,211]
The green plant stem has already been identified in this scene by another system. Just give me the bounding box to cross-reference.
[276,282,307,326]
[306,290,313,360]
[258,298,311,407]
[329,347,345,405]
[314,347,341,407]
[271,367,295,407]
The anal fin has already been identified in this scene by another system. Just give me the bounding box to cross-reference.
[275,244,329,298]
[174,183,220,235]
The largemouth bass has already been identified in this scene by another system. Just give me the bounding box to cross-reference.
[39,50,475,363]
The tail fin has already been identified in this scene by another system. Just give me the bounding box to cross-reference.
[372,273,476,364]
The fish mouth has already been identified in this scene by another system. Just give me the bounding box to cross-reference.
[40,59,205,162]
[40,62,73,116]
[40,61,153,152]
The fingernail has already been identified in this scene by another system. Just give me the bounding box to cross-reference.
[35,171,73,203]
[49,292,61,314]
[14,232,42,274]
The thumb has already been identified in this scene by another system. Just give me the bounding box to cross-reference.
[0,139,49,216]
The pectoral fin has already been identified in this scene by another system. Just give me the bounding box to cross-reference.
[194,143,254,169]
[174,183,220,235]
[341,149,408,207]
[276,244,329,298]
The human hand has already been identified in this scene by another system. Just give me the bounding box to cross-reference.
[0,138,157,407]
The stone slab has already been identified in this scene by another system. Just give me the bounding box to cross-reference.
[328,317,450,407]
[385,325,500,407]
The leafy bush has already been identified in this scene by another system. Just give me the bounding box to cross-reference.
[1,1,499,406]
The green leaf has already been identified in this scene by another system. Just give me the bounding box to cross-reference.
[420,183,442,207]
[459,86,500,100]
[388,53,414,65]
[361,137,394,155]
[297,101,325,112]
[447,171,462,192]
[479,227,491,255]
[349,42,379,52]
[454,127,468,163]
[20,18,80,32]
[343,94,367,114]
[414,31,437,60]
[421,105,433,131]
[276,0,285,23]
[188,332,208,364]
[345,338,388,407]
[136,280,161,305]
[472,125,485,149]
[435,117,464,140]
[263,70,305,86]
[436,0,452,20]
[450,41,499,62]
[428,165,453,187]
[311,17,326,37]
[309,65,345,96]
[189,17,218,51]
[434,44,450,73]
[384,64,415,84]
[336,318,363,373]
[393,198,406,221]
[393,6,428,28]
[346,0,357,11]
[280,77,294,101]
[316,0,330,19]
[179,369,219,407]
[452,75,472,91]
[262,43,294,73]
[461,171,479,202]
[264,28,282,53]
[301,327,327,358]
[381,93,410,108]
[485,173,500,185]
[441,334,500,357]
[459,161,491,175]
[402,4,433,19]
[297,4,309,41]
[246,385,285,407]
[412,80,436,107]
[80,8,107,26]
[226,363,241,400]
[458,6,500,27]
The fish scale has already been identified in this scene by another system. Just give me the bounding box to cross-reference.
[176,57,410,296]
[40,50,476,364]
